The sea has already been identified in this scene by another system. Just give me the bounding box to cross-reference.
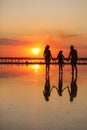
[0,64,87,130]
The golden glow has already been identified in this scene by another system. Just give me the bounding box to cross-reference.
[32,48,40,55]
[32,64,40,70]
[31,64,40,72]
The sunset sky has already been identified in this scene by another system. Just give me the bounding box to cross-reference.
[0,0,87,57]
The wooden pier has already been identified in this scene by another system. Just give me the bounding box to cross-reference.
[0,57,87,65]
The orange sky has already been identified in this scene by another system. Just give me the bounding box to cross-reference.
[0,34,87,57]
[0,0,87,57]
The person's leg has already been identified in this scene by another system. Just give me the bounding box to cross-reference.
[46,60,48,73]
[48,64,50,72]
[59,64,61,72]
[59,64,62,73]
[48,59,50,72]
[74,64,77,74]
[61,64,63,72]
[46,65,48,73]
[71,64,74,74]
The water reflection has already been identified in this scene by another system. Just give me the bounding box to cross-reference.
[31,64,40,72]
[67,72,78,102]
[43,69,54,101]
[0,65,87,130]
[43,68,78,102]
[54,72,67,96]
[32,64,40,70]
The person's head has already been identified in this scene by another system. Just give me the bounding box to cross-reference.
[59,50,63,55]
[70,45,74,50]
[70,96,73,102]
[45,96,49,101]
[58,91,62,96]
[45,45,50,50]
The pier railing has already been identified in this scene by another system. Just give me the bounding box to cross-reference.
[0,57,87,65]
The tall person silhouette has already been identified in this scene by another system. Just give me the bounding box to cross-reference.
[68,45,78,74]
[43,45,53,73]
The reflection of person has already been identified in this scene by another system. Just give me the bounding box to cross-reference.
[54,72,67,96]
[43,70,53,101]
[43,45,53,73]
[54,50,65,73]
[68,45,78,74]
[67,72,78,102]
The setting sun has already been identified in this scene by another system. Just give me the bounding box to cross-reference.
[32,48,40,55]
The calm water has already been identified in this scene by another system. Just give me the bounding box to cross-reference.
[0,64,87,130]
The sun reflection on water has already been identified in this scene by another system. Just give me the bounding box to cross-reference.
[31,64,40,72]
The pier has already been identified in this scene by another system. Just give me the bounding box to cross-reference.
[0,57,87,65]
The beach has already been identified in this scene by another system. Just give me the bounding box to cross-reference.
[0,64,87,130]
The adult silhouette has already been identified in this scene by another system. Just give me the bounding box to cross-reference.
[43,45,53,73]
[67,72,78,102]
[68,45,78,74]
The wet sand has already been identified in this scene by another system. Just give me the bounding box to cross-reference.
[0,65,87,130]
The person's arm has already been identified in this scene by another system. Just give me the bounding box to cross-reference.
[54,54,59,60]
[50,50,54,61]
[63,55,68,61]
[62,55,65,60]
[68,51,71,61]
[62,86,68,92]
[53,57,58,60]
[50,86,57,93]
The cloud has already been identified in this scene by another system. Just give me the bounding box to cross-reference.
[58,34,81,39]
[0,33,82,47]
[0,37,33,46]
[0,38,20,45]
[0,38,24,46]
[0,71,20,78]
[44,33,79,42]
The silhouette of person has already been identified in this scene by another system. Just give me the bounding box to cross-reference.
[68,45,78,74]
[67,72,78,102]
[43,45,53,73]
[54,72,67,96]
[43,69,53,101]
[54,50,65,73]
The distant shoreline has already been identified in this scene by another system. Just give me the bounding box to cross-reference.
[0,57,87,65]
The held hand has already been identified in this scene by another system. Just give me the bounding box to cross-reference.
[66,58,69,61]
[52,58,55,61]
[53,58,57,61]
[64,58,68,61]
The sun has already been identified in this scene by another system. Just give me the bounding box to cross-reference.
[32,48,40,55]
